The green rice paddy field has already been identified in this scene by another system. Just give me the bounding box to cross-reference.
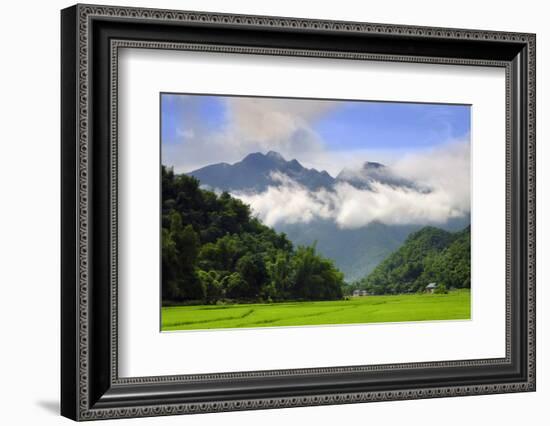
[161,289,470,331]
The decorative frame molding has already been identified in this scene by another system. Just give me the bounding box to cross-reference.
[61,4,536,421]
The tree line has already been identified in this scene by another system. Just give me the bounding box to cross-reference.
[351,226,471,295]
[162,166,345,304]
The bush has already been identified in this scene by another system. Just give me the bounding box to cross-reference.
[434,283,448,294]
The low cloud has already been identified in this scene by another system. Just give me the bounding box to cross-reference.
[234,173,335,226]
[331,181,466,228]
[391,140,471,213]
[233,142,470,229]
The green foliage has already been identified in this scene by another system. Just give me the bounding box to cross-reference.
[162,212,204,301]
[292,245,344,300]
[197,270,224,303]
[162,166,345,304]
[235,253,268,299]
[161,289,471,331]
[433,283,448,294]
[357,226,470,295]
[266,251,293,299]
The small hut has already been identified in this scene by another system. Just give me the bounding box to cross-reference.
[425,283,437,294]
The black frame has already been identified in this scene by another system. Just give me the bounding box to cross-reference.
[61,4,536,421]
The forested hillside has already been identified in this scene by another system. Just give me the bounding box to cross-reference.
[188,151,470,281]
[354,226,470,295]
[162,166,345,304]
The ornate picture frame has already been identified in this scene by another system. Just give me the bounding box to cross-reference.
[61,4,535,421]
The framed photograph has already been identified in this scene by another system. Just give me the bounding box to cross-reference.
[61,4,536,421]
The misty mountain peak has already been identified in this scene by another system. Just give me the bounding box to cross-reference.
[242,151,294,168]
[242,152,269,163]
[189,151,333,193]
[336,160,424,191]
[266,150,285,161]
[362,161,385,170]
[336,161,386,181]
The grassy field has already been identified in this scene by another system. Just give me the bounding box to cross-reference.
[161,289,470,331]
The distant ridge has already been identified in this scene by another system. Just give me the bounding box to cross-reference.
[336,161,422,191]
[188,151,420,193]
[188,151,335,192]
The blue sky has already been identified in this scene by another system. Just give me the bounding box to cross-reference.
[162,94,226,146]
[314,101,470,151]
[161,93,470,175]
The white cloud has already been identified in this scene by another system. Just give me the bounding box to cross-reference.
[331,181,466,228]
[225,97,333,149]
[390,140,471,213]
[234,172,335,226]
[164,97,336,173]
[232,142,470,229]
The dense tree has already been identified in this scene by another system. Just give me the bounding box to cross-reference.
[236,253,269,299]
[292,245,344,300]
[197,270,224,303]
[420,226,470,289]
[162,166,346,304]
[356,226,470,295]
[223,272,248,300]
[266,251,293,300]
[161,228,180,301]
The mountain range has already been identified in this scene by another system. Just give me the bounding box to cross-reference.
[189,151,334,192]
[187,151,469,281]
[189,150,420,193]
